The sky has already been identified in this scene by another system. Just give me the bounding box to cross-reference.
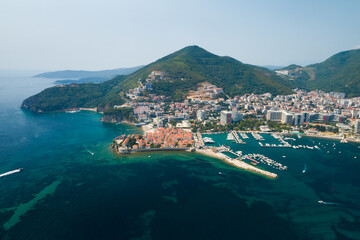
[1,0,360,71]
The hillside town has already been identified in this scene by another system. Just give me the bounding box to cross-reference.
[113,71,360,149]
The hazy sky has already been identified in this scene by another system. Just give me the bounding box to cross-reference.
[1,0,359,71]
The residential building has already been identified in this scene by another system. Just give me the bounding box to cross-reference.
[266,110,282,121]
[220,111,232,125]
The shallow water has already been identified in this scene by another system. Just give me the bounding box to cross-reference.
[0,72,359,239]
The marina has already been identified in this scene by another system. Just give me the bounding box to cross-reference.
[200,132,295,177]
[251,132,264,141]
[199,131,347,178]
[203,137,215,144]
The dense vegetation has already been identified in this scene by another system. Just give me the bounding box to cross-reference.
[285,49,360,97]
[304,124,339,133]
[21,76,126,113]
[102,107,137,123]
[54,77,110,85]
[118,46,294,100]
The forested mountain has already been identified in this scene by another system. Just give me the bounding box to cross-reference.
[22,46,297,113]
[21,76,126,113]
[117,46,294,100]
[281,49,360,97]
[305,49,360,97]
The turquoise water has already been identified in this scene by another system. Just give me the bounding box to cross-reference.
[1,72,360,239]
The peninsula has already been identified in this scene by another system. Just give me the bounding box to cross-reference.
[112,127,278,179]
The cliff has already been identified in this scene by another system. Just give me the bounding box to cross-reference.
[101,107,136,123]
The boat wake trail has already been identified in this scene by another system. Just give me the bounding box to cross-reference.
[0,168,22,178]
[302,163,307,174]
[83,146,94,155]
[318,200,346,206]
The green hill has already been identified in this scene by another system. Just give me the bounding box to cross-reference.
[22,46,295,113]
[304,49,360,97]
[21,76,126,113]
[118,46,294,101]
[279,64,303,71]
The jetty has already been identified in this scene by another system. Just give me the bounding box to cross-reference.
[197,148,278,179]
[251,132,264,141]
[239,132,249,139]
[197,131,205,147]
[230,131,245,144]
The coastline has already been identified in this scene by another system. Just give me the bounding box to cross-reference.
[196,148,278,179]
[79,107,98,112]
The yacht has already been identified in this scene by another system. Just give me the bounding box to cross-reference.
[66,110,79,113]
[203,137,215,143]
[226,134,234,141]
[302,164,306,174]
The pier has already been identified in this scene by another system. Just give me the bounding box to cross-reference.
[197,149,278,179]
[228,149,242,158]
[197,131,205,147]
[239,132,249,139]
[231,131,245,144]
[251,132,264,141]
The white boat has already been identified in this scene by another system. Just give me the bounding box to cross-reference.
[226,134,234,141]
[66,110,79,113]
[282,156,286,158]
[302,164,306,174]
[203,137,215,143]
[0,168,22,178]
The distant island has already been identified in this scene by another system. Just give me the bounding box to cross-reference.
[34,66,143,79]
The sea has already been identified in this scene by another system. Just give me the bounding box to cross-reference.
[0,71,360,240]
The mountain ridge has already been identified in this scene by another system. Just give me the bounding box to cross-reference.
[117,46,294,100]
[280,48,360,97]
[21,45,302,113]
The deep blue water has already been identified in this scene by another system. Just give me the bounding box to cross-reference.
[0,71,360,239]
